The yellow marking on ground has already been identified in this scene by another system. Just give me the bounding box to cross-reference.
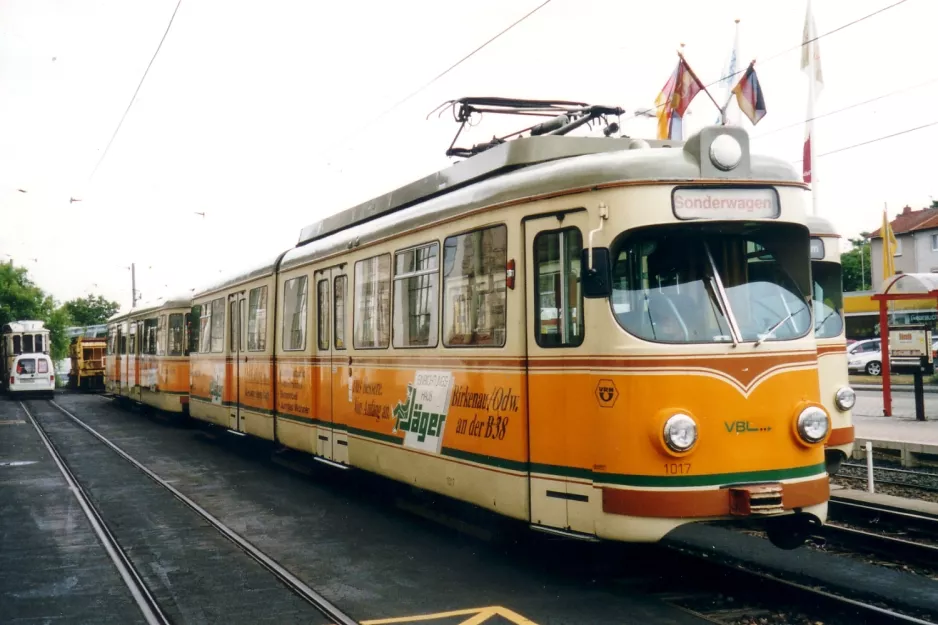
[344,606,538,625]
[0,419,25,425]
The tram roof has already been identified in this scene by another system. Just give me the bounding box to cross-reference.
[281,126,801,271]
[1,320,47,334]
[107,293,193,323]
[806,214,838,237]
[296,134,682,247]
[190,253,282,301]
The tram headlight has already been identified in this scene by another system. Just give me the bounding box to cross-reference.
[834,386,856,411]
[796,406,829,443]
[663,414,698,452]
[709,134,742,171]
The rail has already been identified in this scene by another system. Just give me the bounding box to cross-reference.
[40,399,359,625]
[20,401,170,625]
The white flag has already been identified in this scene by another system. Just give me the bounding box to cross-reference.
[801,0,823,94]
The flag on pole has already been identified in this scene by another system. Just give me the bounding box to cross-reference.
[882,209,897,280]
[801,0,823,186]
[731,62,766,125]
[655,55,706,140]
[716,19,741,125]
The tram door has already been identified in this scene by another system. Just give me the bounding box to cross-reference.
[115,325,123,393]
[524,210,591,533]
[228,293,246,432]
[315,266,349,465]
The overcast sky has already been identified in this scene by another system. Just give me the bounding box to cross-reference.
[1,0,935,311]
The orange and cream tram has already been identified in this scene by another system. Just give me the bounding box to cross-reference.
[172,109,830,548]
[808,215,855,473]
[105,295,192,413]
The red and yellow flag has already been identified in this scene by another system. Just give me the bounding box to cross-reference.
[655,56,705,140]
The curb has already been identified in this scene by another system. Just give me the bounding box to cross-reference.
[853,383,938,394]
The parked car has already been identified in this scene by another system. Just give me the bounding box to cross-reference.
[7,353,55,397]
[847,339,882,376]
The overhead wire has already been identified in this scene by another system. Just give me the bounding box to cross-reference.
[325,0,554,157]
[752,75,938,139]
[89,0,184,181]
[791,120,938,163]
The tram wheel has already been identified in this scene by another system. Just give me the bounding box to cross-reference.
[766,515,817,550]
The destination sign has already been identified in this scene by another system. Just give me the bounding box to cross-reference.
[810,237,825,260]
[673,188,779,220]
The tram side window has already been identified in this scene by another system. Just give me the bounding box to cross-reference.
[247,286,267,352]
[144,318,158,355]
[354,254,391,349]
[229,299,240,353]
[168,314,185,356]
[156,316,166,356]
[23,334,34,353]
[120,332,127,355]
[35,334,44,353]
[282,276,308,351]
[183,313,191,356]
[189,306,200,354]
[442,225,507,347]
[129,330,136,356]
[535,228,584,348]
[317,279,330,350]
[199,303,212,353]
[12,335,21,355]
[334,275,346,350]
[210,298,225,353]
[393,242,439,348]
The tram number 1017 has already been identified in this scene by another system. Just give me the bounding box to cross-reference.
[664,463,691,475]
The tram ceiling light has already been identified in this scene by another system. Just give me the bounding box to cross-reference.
[709,134,742,171]
[663,413,698,452]
[796,406,829,444]
[834,386,856,411]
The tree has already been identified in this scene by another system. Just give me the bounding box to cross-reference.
[0,263,47,324]
[842,235,872,292]
[62,294,120,326]
[0,263,73,360]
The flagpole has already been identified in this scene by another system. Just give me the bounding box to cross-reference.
[802,0,821,216]
[808,71,818,215]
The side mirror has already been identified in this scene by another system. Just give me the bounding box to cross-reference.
[581,247,612,298]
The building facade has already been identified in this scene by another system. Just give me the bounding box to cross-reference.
[845,203,938,339]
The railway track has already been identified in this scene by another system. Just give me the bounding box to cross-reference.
[837,463,938,495]
[821,497,938,568]
[21,399,357,625]
[658,542,938,625]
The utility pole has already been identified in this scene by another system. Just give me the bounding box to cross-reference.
[131,263,137,308]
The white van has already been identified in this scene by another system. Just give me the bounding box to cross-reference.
[8,353,56,397]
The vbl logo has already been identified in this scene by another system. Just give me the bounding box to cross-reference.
[595,379,619,408]
[724,420,771,433]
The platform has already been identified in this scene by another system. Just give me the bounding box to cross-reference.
[831,486,938,518]
[0,399,144,624]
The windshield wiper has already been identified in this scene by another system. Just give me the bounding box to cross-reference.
[815,307,838,332]
[755,307,808,347]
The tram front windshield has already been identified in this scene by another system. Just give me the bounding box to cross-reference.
[812,261,844,339]
[610,224,812,344]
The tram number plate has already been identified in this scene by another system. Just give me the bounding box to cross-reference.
[664,463,691,475]
[673,188,779,220]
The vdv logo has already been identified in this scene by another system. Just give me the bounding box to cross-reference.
[724,420,772,433]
